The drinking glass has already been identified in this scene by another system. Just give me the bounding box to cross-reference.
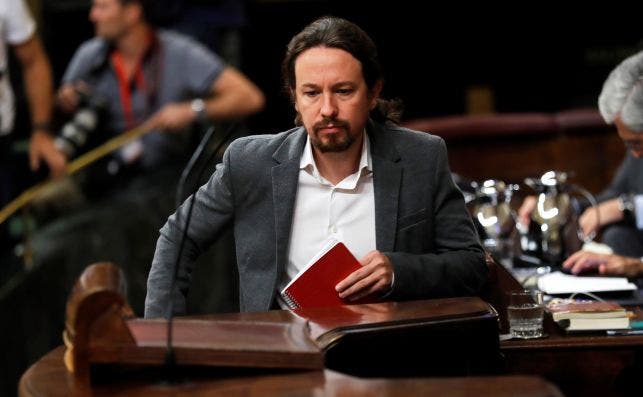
[507,289,544,339]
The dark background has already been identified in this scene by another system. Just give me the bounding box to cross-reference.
[29,0,643,135]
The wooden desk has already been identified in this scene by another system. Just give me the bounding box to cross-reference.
[20,346,564,397]
[484,261,642,395]
[501,311,643,397]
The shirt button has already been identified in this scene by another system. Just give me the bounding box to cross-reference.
[330,225,337,233]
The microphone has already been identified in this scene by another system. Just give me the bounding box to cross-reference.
[163,123,239,379]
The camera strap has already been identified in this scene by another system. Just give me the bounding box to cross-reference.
[111,51,147,130]
[110,31,162,132]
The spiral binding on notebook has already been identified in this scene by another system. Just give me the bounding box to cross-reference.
[281,291,300,310]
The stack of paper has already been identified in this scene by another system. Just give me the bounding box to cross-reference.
[537,271,637,295]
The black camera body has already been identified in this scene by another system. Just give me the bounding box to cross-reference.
[54,91,107,158]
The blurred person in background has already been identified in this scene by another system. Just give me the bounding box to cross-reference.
[561,50,643,278]
[53,0,264,185]
[8,0,264,313]
[0,0,62,255]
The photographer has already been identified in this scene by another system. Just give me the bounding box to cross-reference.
[13,0,264,318]
[54,0,264,181]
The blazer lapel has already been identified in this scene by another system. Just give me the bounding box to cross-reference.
[369,122,402,252]
[271,129,307,277]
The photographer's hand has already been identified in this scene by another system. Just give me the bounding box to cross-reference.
[29,130,67,177]
[146,102,197,132]
[56,82,90,114]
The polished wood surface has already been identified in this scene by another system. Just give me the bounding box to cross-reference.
[64,263,136,383]
[65,264,501,383]
[202,297,495,347]
[20,347,564,397]
[95,297,500,379]
[33,261,643,396]
[501,293,643,396]
[179,297,501,377]
[116,318,323,368]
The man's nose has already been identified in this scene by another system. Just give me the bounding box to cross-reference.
[320,94,338,119]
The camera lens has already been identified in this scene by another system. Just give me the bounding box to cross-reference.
[54,93,105,158]
[75,108,98,132]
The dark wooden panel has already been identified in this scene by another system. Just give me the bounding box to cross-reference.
[403,110,625,194]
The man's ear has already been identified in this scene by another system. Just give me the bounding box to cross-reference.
[291,89,299,113]
[370,80,383,110]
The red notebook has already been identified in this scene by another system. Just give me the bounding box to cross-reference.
[281,239,364,309]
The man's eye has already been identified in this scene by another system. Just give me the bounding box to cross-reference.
[303,91,318,97]
[337,89,352,95]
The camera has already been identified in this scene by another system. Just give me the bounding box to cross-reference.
[54,90,106,158]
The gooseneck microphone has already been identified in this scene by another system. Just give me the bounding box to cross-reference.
[163,123,238,378]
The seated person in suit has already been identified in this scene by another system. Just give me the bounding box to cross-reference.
[560,50,643,278]
[144,16,488,317]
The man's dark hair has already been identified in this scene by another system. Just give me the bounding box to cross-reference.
[282,16,403,124]
[119,0,180,27]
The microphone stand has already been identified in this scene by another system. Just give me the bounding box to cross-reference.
[163,123,238,382]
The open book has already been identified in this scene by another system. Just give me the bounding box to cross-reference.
[281,238,364,310]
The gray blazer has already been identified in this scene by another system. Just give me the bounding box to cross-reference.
[145,120,487,317]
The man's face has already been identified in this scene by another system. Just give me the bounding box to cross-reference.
[615,117,643,158]
[90,0,134,41]
[292,46,380,153]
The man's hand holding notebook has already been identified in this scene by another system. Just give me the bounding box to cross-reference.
[280,238,387,309]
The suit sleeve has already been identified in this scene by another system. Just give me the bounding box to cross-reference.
[596,154,634,202]
[386,139,487,299]
[144,144,236,318]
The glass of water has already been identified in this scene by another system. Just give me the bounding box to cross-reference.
[507,289,544,339]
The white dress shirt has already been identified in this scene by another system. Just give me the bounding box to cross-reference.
[0,0,36,135]
[278,133,376,305]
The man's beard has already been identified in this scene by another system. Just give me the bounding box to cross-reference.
[310,118,355,153]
